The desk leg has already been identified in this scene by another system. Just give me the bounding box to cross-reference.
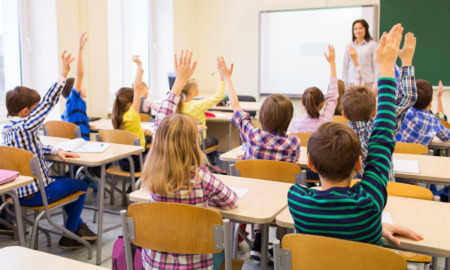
[445,257,450,270]
[96,164,106,265]
[260,223,269,270]
[227,122,232,151]
[6,191,25,247]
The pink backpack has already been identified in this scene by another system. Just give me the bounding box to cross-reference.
[112,236,143,270]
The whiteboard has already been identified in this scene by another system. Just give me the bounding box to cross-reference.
[259,6,377,97]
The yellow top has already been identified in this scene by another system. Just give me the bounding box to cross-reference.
[181,81,225,138]
[123,107,145,148]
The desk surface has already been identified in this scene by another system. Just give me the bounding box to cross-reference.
[276,196,450,257]
[41,136,143,167]
[0,176,34,193]
[0,246,105,269]
[90,119,206,133]
[129,174,292,224]
[205,112,235,122]
[210,102,260,112]
[220,146,450,184]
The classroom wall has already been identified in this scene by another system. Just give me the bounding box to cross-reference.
[173,0,450,118]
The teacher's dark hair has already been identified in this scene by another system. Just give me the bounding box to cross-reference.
[352,19,372,42]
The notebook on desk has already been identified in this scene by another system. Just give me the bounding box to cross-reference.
[0,169,19,185]
[55,138,112,153]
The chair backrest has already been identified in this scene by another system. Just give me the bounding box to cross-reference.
[139,113,151,123]
[97,129,138,146]
[274,234,406,270]
[121,202,232,270]
[439,119,450,128]
[394,142,429,155]
[291,133,312,147]
[350,180,433,201]
[332,115,348,125]
[0,146,36,178]
[44,121,80,139]
[237,95,256,102]
[234,160,301,184]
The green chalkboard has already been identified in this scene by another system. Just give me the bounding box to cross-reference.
[380,0,450,85]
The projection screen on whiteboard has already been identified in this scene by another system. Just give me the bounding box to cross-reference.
[259,6,377,97]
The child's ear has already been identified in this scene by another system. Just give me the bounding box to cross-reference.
[354,155,363,173]
[307,155,318,173]
[371,108,377,118]
[342,111,348,120]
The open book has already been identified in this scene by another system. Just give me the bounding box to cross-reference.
[55,138,112,153]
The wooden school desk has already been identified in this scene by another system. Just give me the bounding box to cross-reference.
[210,101,261,113]
[129,174,292,270]
[276,196,450,267]
[429,141,450,157]
[41,135,143,265]
[220,146,450,185]
[0,176,34,246]
[0,246,105,269]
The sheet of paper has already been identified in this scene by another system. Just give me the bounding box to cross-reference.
[212,113,229,118]
[382,212,393,224]
[55,138,86,152]
[141,122,155,132]
[231,187,249,199]
[73,142,112,153]
[393,159,421,174]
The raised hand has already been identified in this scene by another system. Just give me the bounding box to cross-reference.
[324,44,335,63]
[217,56,234,79]
[399,32,416,66]
[79,32,88,50]
[376,23,404,78]
[170,50,197,95]
[132,55,142,66]
[438,80,444,98]
[348,45,359,66]
[61,50,75,78]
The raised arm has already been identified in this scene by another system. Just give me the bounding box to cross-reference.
[217,56,241,112]
[436,80,445,114]
[74,32,87,98]
[371,41,380,89]
[320,45,338,122]
[131,55,144,113]
[342,45,350,85]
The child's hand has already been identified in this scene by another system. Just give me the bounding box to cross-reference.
[348,46,359,66]
[382,223,423,246]
[375,23,404,78]
[79,32,88,50]
[398,32,416,67]
[143,129,153,136]
[57,149,80,162]
[324,45,335,63]
[216,56,234,79]
[61,50,75,78]
[132,55,142,66]
[437,80,444,98]
[174,50,197,82]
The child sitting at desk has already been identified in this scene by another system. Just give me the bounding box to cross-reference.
[61,32,90,140]
[140,50,238,270]
[342,32,417,182]
[288,45,338,133]
[2,51,97,250]
[287,24,403,245]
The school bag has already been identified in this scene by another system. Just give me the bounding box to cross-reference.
[112,235,143,270]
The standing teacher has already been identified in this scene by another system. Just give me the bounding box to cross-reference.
[342,19,378,89]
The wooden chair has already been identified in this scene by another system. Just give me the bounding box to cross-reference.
[273,234,406,270]
[332,115,348,125]
[139,113,151,123]
[291,133,312,147]
[96,129,143,205]
[43,120,81,139]
[439,119,450,129]
[0,146,92,258]
[394,142,430,155]
[120,202,243,270]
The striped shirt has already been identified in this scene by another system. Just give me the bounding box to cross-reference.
[396,107,450,146]
[143,92,239,270]
[288,77,396,246]
[232,110,301,163]
[61,88,90,140]
[288,77,339,133]
[348,66,417,181]
[1,76,66,198]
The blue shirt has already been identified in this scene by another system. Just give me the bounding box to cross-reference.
[62,89,90,140]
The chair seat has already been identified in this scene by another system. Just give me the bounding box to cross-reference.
[21,191,86,210]
[106,166,142,178]
[220,259,244,270]
[205,145,219,154]
[388,249,431,263]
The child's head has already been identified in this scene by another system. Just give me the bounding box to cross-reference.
[112,87,133,129]
[61,78,75,99]
[141,113,206,195]
[6,86,41,117]
[308,122,362,182]
[341,86,376,122]
[334,80,346,115]
[176,78,198,113]
[413,79,433,110]
[302,87,325,118]
[259,94,293,135]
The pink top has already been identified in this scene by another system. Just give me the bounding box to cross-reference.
[288,77,339,134]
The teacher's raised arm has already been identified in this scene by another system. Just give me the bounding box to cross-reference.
[342,19,378,90]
